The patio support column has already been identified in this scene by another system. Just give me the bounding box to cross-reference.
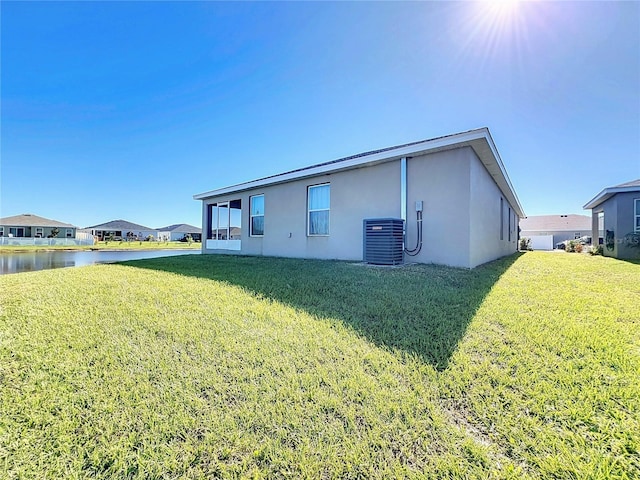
[591,211,599,245]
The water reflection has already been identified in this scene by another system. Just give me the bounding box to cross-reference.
[0,250,201,275]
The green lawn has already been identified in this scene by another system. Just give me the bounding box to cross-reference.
[1,252,638,478]
[0,241,201,253]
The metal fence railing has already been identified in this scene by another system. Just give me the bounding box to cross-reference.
[0,234,95,247]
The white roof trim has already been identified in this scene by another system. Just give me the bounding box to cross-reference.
[583,185,640,210]
[194,128,525,217]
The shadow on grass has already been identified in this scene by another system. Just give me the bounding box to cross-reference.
[125,253,521,370]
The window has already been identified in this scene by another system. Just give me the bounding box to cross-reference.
[500,197,504,240]
[66,229,73,238]
[207,199,242,249]
[250,195,264,236]
[308,184,330,236]
[9,227,24,238]
[35,227,44,238]
[0,227,4,237]
[574,232,581,239]
[508,207,512,241]
[635,199,640,233]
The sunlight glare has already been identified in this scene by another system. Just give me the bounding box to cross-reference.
[485,0,521,23]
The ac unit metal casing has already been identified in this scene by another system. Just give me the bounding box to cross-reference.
[363,218,404,265]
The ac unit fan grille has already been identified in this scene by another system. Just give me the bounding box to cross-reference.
[363,218,404,265]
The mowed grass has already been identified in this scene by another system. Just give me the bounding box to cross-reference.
[0,252,637,479]
[0,241,200,253]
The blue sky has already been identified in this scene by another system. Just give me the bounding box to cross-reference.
[1,1,638,229]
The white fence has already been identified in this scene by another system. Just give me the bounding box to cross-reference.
[0,232,95,246]
[528,235,554,251]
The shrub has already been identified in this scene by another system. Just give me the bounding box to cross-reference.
[565,240,576,253]
[589,245,603,255]
[575,243,583,253]
[519,237,532,251]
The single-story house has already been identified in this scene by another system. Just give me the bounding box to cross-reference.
[156,224,202,242]
[194,128,524,268]
[85,220,158,241]
[519,214,603,250]
[0,213,77,238]
[583,179,640,260]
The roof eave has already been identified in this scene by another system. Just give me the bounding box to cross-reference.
[583,186,640,210]
[193,128,525,217]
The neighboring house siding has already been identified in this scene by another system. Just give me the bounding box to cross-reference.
[584,179,640,260]
[163,232,193,241]
[520,230,592,247]
[0,225,76,238]
[550,231,590,245]
[519,214,600,249]
[92,229,157,240]
[600,195,617,258]
[600,192,639,259]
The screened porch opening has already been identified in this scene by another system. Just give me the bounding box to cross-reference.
[206,199,242,250]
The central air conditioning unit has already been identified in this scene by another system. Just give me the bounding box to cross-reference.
[363,218,404,265]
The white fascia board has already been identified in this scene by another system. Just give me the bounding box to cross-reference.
[193,129,489,200]
[474,132,525,218]
[583,190,611,210]
[583,186,640,210]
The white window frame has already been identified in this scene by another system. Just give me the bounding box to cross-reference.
[635,198,640,233]
[0,227,4,236]
[35,227,44,238]
[250,194,264,237]
[307,183,330,236]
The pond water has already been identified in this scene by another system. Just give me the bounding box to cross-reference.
[0,249,201,275]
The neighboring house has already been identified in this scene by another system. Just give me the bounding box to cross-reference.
[194,128,524,268]
[519,214,602,250]
[86,220,158,241]
[0,213,77,238]
[583,179,640,260]
[156,224,202,242]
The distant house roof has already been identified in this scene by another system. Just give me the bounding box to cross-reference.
[520,214,592,232]
[0,213,75,228]
[156,223,202,233]
[86,219,155,231]
[193,127,525,218]
[583,179,640,210]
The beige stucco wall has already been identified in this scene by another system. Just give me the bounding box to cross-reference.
[200,147,519,267]
[405,148,472,268]
[202,161,400,261]
[469,150,518,267]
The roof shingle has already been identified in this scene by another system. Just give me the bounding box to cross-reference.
[85,219,154,230]
[0,213,75,228]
